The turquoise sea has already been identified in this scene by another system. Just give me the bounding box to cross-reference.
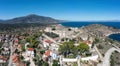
[61,22,120,41]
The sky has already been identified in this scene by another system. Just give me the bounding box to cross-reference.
[0,0,120,21]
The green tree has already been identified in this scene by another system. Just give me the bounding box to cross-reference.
[68,28,72,31]
[59,41,75,57]
[43,61,49,66]
[93,37,99,44]
[26,36,39,48]
[77,43,89,53]
[21,45,25,52]
[34,32,42,38]
[26,61,30,66]
[52,60,59,66]
[52,27,56,31]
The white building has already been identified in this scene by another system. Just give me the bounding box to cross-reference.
[43,39,53,48]
[26,48,34,58]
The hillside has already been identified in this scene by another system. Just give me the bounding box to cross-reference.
[0,14,60,32]
[0,14,59,24]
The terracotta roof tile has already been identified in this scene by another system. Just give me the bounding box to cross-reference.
[27,48,34,51]
[44,50,51,57]
[45,39,52,44]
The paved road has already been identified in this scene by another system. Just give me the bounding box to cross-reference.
[102,47,120,66]
[94,45,103,60]
[8,41,13,66]
[30,57,35,66]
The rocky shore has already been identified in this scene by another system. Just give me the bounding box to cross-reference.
[78,24,120,37]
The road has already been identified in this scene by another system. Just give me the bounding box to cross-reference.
[8,41,13,66]
[102,47,120,66]
[30,57,35,66]
[94,45,103,60]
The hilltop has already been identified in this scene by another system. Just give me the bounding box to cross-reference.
[0,14,60,32]
[0,14,59,24]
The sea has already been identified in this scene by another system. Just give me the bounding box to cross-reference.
[61,21,120,41]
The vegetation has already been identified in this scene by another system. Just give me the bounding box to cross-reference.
[59,41,76,57]
[73,62,78,66]
[52,27,56,31]
[59,41,90,57]
[25,32,41,48]
[38,59,49,66]
[77,43,89,53]
[52,60,60,66]
[21,45,26,52]
[0,42,4,48]
[26,61,30,66]
[0,23,47,32]
[68,28,72,31]
[110,55,114,66]
[97,44,104,49]
[45,32,59,38]
[93,37,99,44]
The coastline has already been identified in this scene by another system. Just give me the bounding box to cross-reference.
[60,22,120,42]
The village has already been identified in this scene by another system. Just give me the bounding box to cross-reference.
[0,24,104,66]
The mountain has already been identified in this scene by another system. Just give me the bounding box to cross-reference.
[0,20,4,23]
[1,14,59,24]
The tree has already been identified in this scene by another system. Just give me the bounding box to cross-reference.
[15,49,20,54]
[43,61,49,66]
[26,61,30,66]
[52,27,56,31]
[0,42,4,48]
[77,43,89,53]
[52,60,60,66]
[59,41,75,57]
[68,28,72,31]
[25,36,39,48]
[93,37,99,44]
[20,55,24,60]
[21,45,25,52]
[34,32,42,38]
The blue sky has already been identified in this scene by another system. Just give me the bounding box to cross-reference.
[0,0,120,21]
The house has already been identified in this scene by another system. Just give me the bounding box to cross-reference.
[43,50,58,61]
[51,52,58,60]
[12,54,20,66]
[83,40,92,48]
[43,39,53,48]
[0,55,7,63]
[14,38,19,45]
[80,33,88,41]
[17,44,22,51]
[12,54,26,66]
[26,48,34,58]
[1,47,9,55]
[43,50,51,58]
[12,55,19,63]
[15,62,26,66]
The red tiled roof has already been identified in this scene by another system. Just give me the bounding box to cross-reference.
[44,50,51,57]
[27,48,34,51]
[83,41,92,44]
[12,55,19,63]
[45,39,52,44]
[15,39,19,43]
[0,55,7,61]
